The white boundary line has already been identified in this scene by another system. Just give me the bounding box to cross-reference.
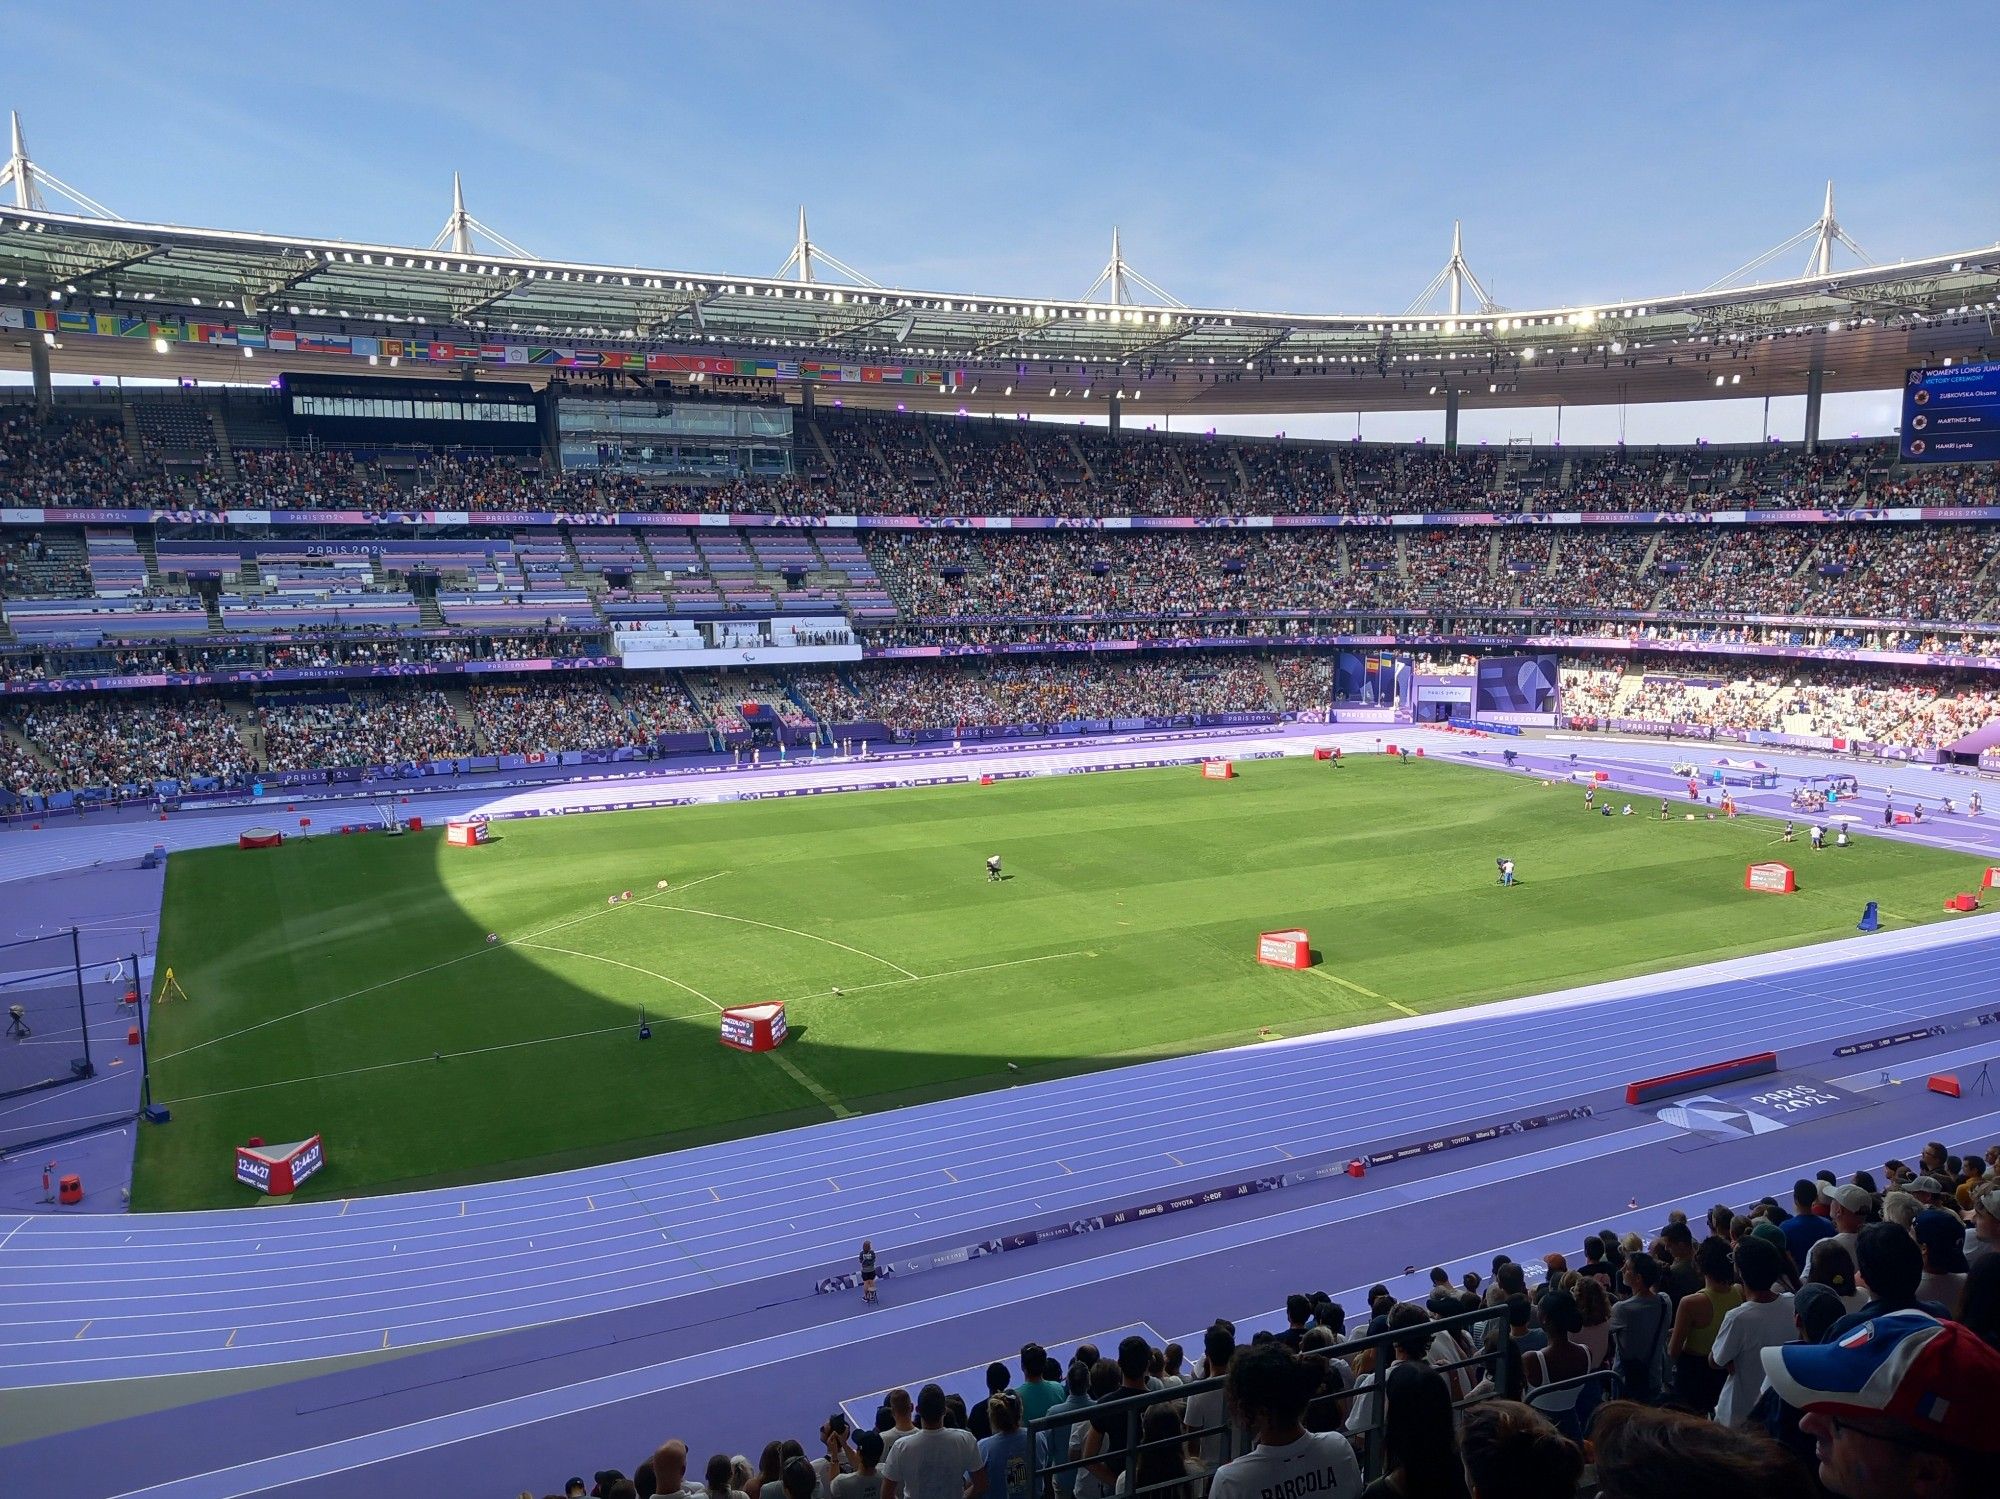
[514,942,722,1012]
[149,873,731,1065]
[650,905,920,979]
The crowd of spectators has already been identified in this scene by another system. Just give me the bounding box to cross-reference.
[615,676,712,737]
[872,532,1395,622]
[855,658,1276,730]
[1518,530,1660,612]
[7,691,254,789]
[508,1143,2000,1499]
[469,679,641,755]
[10,645,2000,798]
[255,687,468,770]
[10,393,2000,520]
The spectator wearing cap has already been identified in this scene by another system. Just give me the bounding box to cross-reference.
[1969,1183,2000,1268]
[1781,1179,1837,1266]
[1914,1209,1971,1309]
[1824,1223,1952,1342]
[1763,1312,2000,1499]
[1884,1190,1922,1230]
[1806,1183,1871,1278]
[830,1435,882,1499]
[1909,1174,1952,1209]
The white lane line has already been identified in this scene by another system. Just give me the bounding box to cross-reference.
[149,1015,711,1109]
[42,962,1983,1269]
[513,942,722,1012]
[782,949,1091,1005]
[49,1110,2000,1490]
[148,876,728,1066]
[650,905,919,979]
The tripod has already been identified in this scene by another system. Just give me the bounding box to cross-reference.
[1974,1062,1993,1098]
[5,1004,27,1039]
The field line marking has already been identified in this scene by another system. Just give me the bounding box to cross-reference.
[782,949,1090,1005]
[0,1219,29,1250]
[149,874,731,1066]
[74,1320,90,1340]
[770,1050,851,1118]
[152,1016,702,1109]
[513,942,723,1012]
[224,1328,236,1350]
[1305,967,1402,1008]
[651,905,919,979]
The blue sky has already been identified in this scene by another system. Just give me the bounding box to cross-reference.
[13,1,1997,444]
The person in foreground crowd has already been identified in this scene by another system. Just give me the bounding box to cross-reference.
[1207,1343,1362,1499]
[879,1385,982,1499]
[1762,1312,2000,1499]
[1587,1400,1814,1499]
[1456,1401,1583,1499]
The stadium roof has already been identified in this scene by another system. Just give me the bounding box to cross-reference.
[0,196,1996,416]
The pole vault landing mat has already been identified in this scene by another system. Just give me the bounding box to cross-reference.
[1653,1076,1873,1153]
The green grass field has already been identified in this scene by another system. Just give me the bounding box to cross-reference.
[133,757,1985,1209]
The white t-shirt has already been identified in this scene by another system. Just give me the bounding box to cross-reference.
[882,1427,980,1499]
[1183,1385,1253,1472]
[1709,1292,1794,1427]
[1207,1432,1361,1499]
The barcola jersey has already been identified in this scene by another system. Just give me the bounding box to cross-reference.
[1205,1432,1362,1499]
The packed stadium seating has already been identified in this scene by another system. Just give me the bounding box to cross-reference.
[7,394,2000,806]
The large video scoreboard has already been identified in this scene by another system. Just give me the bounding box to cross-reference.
[1901,360,2000,464]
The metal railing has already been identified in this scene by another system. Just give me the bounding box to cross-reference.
[1024,1303,1571,1498]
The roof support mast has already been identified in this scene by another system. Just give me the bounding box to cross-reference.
[429,174,533,259]
[1405,220,1494,316]
[1704,182,1871,290]
[775,206,878,287]
[0,110,119,218]
[1081,227,1185,307]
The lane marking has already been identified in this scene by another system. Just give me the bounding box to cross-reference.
[73,1320,90,1340]
[75,1111,2000,1495]
[652,905,919,979]
[150,875,729,1065]
[782,949,1090,1006]
[513,942,722,1012]
[770,1049,852,1118]
[153,1017,707,1109]
[1305,967,1393,1004]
